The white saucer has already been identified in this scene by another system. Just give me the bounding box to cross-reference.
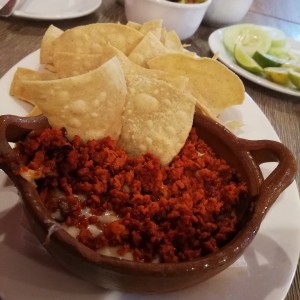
[12,0,102,20]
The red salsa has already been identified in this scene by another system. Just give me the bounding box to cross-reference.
[16,127,248,263]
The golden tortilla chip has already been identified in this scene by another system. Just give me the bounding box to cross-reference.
[10,67,59,104]
[109,46,189,90]
[139,19,163,40]
[164,30,184,52]
[26,106,42,117]
[160,27,167,45]
[118,75,196,166]
[128,31,168,67]
[224,120,244,131]
[126,21,142,30]
[148,53,245,115]
[52,52,107,78]
[213,54,219,60]
[44,64,57,72]
[52,43,129,78]
[53,23,143,56]
[10,67,58,82]
[17,57,127,142]
[52,45,189,90]
[40,25,64,65]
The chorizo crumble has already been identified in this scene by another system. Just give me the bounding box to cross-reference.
[15,127,248,263]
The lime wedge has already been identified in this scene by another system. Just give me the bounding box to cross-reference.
[234,46,263,74]
[267,47,292,60]
[282,61,300,72]
[223,24,271,56]
[271,39,286,48]
[289,70,300,89]
[252,51,286,68]
[263,27,287,48]
[264,67,290,85]
[289,50,300,63]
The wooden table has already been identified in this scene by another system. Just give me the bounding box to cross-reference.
[0,0,299,299]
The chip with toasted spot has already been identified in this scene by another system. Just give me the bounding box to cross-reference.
[17,57,127,142]
[40,25,64,65]
[118,75,195,166]
[147,53,245,115]
[53,23,143,56]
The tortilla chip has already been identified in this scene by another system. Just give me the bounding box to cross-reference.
[10,67,59,104]
[118,75,196,166]
[40,25,64,65]
[44,63,57,72]
[53,23,143,56]
[160,27,167,44]
[52,45,189,90]
[52,43,128,78]
[53,52,108,78]
[128,31,168,67]
[139,19,163,40]
[26,106,42,117]
[126,21,142,30]
[224,119,244,131]
[17,57,127,142]
[164,30,184,52]
[10,67,58,82]
[108,46,189,90]
[147,53,245,114]
[212,52,219,60]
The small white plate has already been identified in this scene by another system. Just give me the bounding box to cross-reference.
[208,26,300,97]
[12,0,102,20]
[0,50,300,300]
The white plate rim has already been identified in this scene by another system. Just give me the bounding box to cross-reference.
[0,50,300,300]
[12,0,102,20]
[208,25,300,97]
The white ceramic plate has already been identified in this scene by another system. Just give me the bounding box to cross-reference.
[208,26,300,97]
[12,0,102,20]
[1,51,300,300]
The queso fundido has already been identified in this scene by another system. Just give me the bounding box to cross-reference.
[7,21,247,264]
[16,126,248,263]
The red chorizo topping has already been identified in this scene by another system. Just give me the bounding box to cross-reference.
[16,127,248,263]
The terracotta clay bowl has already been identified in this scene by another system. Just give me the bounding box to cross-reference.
[0,113,297,293]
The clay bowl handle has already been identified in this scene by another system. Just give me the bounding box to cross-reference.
[0,114,49,168]
[239,138,297,218]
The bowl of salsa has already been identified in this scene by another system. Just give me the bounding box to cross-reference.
[124,0,212,40]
